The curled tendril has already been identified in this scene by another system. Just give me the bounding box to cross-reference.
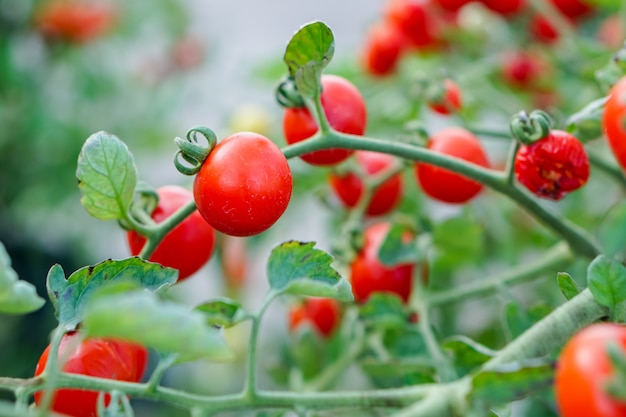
[275,77,305,109]
[174,126,218,176]
[510,110,553,145]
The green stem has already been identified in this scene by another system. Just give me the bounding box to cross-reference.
[504,140,520,185]
[146,354,178,393]
[587,149,626,191]
[282,132,602,259]
[305,92,331,135]
[417,301,457,383]
[483,289,609,368]
[137,200,197,260]
[427,242,572,306]
[36,328,66,417]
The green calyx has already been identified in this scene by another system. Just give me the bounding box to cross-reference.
[509,110,553,146]
[174,126,218,176]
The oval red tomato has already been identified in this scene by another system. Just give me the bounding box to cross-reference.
[350,222,415,304]
[603,76,626,171]
[35,0,116,44]
[34,332,147,417]
[288,298,342,338]
[194,132,292,236]
[415,127,489,204]
[283,75,367,166]
[480,0,526,16]
[361,21,407,77]
[427,79,462,115]
[555,323,626,417]
[127,185,216,282]
[385,0,438,49]
[549,0,592,19]
[529,15,560,44]
[329,151,403,216]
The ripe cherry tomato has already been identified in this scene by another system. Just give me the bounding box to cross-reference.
[361,22,407,77]
[283,75,367,166]
[433,0,469,13]
[426,79,462,115]
[127,186,216,282]
[194,132,292,236]
[549,0,592,19]
[514,130,589,200]
[288,298,342,338]
[415,127,489,204]
[529,15,560,44]
[501,51,550,90]
[34,332,147,417]
[555,323,626,417]
[480,0,526,16]
[603,76,626,171]
[350,222,415,304]
[329,151,403,216]
[385,0,438,49]
[597,16,625,49]
[35,0,116,44]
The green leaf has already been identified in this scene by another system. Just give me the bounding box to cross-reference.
[587,255,626,308]
[0,241,45,315]
[76,131,138,220]
[360,359,435,388]
[283,21,335,98]
[195,298,250,328]
[267,241,352,301]
[557,272,581,300]
[82,290,233,363]
[585,0,620,9]
[47,258,178,326]
[471,359,554,406]
[443,335,497,375]
[378,224,419,266]
[432,214,484,271]
[565,97,606,143]
[358,293,407,329]
[504,302,530,339]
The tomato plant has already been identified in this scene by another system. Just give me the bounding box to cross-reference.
[426,79,462,115]
[35,0,116,44]
[193,132,292,236]
[415,127,489,204]
[501,51,551,90]
[329,151,403,216]
[361,22,407,77]
[480,0,525,16]
[283,75,367,166]
[288,298,342,338]
[34,332,147,417]
[514,130,589,201]
[555,323,626,417]
[126,185,216,282]
[603,76,626,171]
[384,0,438,49]
[350,222,416,304]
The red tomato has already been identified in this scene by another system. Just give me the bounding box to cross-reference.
[283,75,367,166]
[288,298,342,338]
[329,151,403,216]
[35,1,116,44]
[529,15,560,44]
[555,323,626,417]
[514,130,589,200]
[194,132,292,236]
[127,186,216,282]
[34,332,147,417]
[415,127,489,204]
[604,76,626,171]
[427,79,463,115]
[385,0,439,49]
[433,0,469,12]
[549,0,592,19]
[361,21,407,77]
[350,222,415,304]
[501,51,550,90]
[480,0,526,16]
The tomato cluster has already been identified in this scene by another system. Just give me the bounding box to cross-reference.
[34,332,147,417]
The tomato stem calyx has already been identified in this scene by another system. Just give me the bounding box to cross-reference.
[510,110,552,145]
[174,126,218,176]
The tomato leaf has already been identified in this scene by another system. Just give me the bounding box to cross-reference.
[195,298,250,328]
[358,293,407,329]
[0,241,45,315]
[82,290,233,363]
[267,241,353,301]
[47,257,177,326]
[76,131,138,220]
[360,359,435,388]
[565,97,606,143]
[557,272,581,300]
[432,214,484,271]
[470,359,554,406]
[587,255,626,308]
[283,21,335,98]
[378,224,420,266]
[504,302,531,339]
[443,335,497,375]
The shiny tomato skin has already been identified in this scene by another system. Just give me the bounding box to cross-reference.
[415,127,489,204]
[127,186,216,282]
[555,323,626,417]
[35,0,116,44]
[362,22,407,77]
[329,151,403,216]
[34,332,147,417]
[501,51,549,90]
[385,0,438,49]
[427,79,462,115]
[350,222,415,304]
[530,15,560,44]
[603,76,626,171]
[514,130,589,200]
[194,132,292,237]
[288,298,342,338]
[283,75,366,166]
